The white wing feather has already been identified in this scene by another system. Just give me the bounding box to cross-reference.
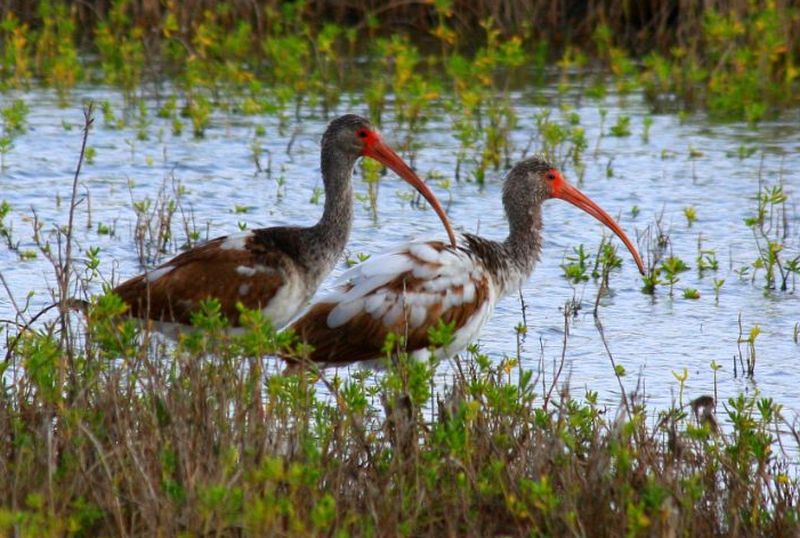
[325,239,489,330]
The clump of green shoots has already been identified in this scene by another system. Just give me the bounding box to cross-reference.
[345,251,371,267]
[360,157,382,220]
[592,24,638,94]
[696,235,719,276]
[640,214,668,295]
[261,4,312,124]
[130,176,195,265]
[183,93,211,138]
[562,236,625,293]
[100,100,124,129]
[727,145,758,160]
[526,109,587,173]
[0,12,33,88]
[683,205,697,227]
[743,171,799,291]
[0,200,17,250]
[682,287,700,299]
[661,255,690,297]
[736,313,761,378]
[696,235,723,301]
[93,0,146,103]
[0,98,28,169]
[642,116,653,142]
[592,236,623,285]
[376,35,440,167]
[608,115,631,137]
[33,0,81,104]
[712,278,725,302]
[561,244,591,283]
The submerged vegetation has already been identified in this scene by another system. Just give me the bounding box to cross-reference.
[1,1,800,535]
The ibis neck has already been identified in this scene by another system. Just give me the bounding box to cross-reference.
[501,203,543,293]
[308,148,356,279]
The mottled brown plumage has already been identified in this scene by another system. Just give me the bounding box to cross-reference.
[114,231,292,325]
[290,241,491,364]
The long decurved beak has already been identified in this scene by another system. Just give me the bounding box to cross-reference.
[553,182,645,275]
[364,138,457,248]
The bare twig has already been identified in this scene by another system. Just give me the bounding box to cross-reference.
[58,102,95,353]
[594,309,631,419]
[543,300,571,410]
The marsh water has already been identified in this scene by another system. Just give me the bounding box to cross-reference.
[1,82,799,416]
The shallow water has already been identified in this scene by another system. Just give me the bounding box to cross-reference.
[1,83,798,417]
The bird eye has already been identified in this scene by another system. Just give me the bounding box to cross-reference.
[546,171,557,181]
[357,129,368,139]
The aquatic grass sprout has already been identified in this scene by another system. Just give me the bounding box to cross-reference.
[609,115,631,137]
[661,256,691,296]
[736,316,761,378]
[683,205,697,227]
[744,178,799,291]
[682,287,700,299]
[0,98,28,169]
[561,244,591,283]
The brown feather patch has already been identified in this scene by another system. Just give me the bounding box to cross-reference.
[287,270,490,365]
[114,233,287,326]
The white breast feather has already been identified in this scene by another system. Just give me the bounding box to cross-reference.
[372,301,392,319]
[442,289,458,310]
[411,294,496,361]
[436,248,463,266]
[261,271,306,328]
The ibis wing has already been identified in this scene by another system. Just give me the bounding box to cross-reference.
[114,233,285,325]
[288,240,493,364]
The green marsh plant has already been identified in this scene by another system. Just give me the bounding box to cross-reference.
[744,169,799,291]
[129,175,196,266]
[561,244,591,283]
[33,0,81,105]
[736,313,761,378]
[0,98,27,170]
